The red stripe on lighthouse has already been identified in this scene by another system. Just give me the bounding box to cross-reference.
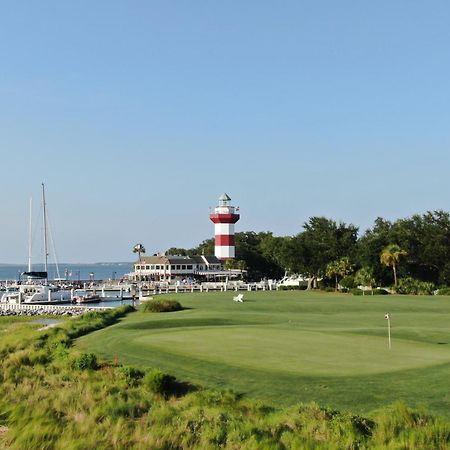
[215,235,235,246]
[210,214,240,224]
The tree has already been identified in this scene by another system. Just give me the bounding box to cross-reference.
[224,259,247,271]
[380,244,407,287]
[166,247,189,256]
[356,218,393,285]
[326,260,341,290]
[132,243,146,262]
[354,267,375,295]
[326,257,354,290]
[288,217,358,289]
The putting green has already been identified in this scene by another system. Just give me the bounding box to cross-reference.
[133,326,450,376]
[76,291,450,416]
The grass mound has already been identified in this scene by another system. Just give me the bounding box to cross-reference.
[142,299,183,313]
[0,303,449,449]
[77,290,450,417]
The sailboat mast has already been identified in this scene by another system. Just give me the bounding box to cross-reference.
[28,197,32,272]
[42,183,48,279]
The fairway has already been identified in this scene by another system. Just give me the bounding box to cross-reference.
[76,291,450,417]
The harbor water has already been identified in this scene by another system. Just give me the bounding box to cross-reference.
[0,262,132,282]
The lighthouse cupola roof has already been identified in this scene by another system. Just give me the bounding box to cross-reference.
[219,193,231,207]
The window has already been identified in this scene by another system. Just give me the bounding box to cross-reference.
[156,265,160,270]
[176,265,181,270]
[182,265,186,270]
[187,265,192,270]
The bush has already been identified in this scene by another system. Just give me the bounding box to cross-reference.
[436,287,450,295]
[72,352,98,370]
[120,365,145,386]
[351,288,389,296]
[340,275,356,289]
[143,369,176,396]
[351,288,364,296]
[279,285,307,290]
[372,288,389,295]
[142,299,183,313]
[323,287,335,292]
[397,277,435,295]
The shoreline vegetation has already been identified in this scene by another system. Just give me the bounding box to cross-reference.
[1,294,449,449]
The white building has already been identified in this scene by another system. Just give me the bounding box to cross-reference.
[132,255,225,281]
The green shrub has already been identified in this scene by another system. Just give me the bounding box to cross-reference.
[279,285,307,290]
[436,287,450,295]
[397,277,435,295]
[340,275,356,289]
[351,288,364,296]
[120,365,145,386]
[351,288,389,296]
[142,299,183,313]
[372,288,389,295]
[72,352,98,370]
[143,369,176,396]
[323,287,335,292]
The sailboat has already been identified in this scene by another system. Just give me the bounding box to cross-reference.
[1,184,72,304]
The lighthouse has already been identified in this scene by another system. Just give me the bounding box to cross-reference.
[210,193,240,260]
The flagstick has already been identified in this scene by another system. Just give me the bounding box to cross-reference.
[387,316,391,349]
[384,313,391,349]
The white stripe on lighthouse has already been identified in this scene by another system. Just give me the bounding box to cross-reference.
[214,223,234,235]
[215,246,235,259]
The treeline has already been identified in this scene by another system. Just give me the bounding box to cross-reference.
[168,210,450,291]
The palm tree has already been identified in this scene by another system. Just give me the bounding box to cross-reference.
[338,257,353,279]
[380,244,407,287]
[132,243,146,262]
[354,267,375,295]
[326,260,341,291]
[326,257,353,291]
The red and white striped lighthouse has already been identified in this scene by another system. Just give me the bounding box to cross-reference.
[209,193,240,260]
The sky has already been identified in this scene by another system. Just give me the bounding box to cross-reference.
[1,1,450,263]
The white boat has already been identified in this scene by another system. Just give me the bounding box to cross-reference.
[1,284,71,304]
[1,184,71,305]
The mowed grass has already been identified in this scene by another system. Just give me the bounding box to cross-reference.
[76,291,450,417]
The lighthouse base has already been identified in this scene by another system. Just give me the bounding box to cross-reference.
[215,246,235,260]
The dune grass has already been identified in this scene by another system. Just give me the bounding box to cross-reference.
[76,290,450,417]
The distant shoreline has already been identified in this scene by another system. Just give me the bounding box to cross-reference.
[0,262,133,266]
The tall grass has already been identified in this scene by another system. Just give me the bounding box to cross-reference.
[0,309,448,449]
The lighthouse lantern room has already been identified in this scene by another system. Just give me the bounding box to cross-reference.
[209,193,240,260]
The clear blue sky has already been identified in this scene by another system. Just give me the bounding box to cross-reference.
[1,1,449,263]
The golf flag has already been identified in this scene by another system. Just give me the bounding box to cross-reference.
[384,313,390,320]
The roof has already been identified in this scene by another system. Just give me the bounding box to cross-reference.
[167,256,196,264]
[135,255,221,265]
[202,255,221,264]
[219,193,231,201]
[137,255,169,264]
[190,255,206,264]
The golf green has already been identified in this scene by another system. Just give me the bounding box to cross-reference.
[76,291,450,416]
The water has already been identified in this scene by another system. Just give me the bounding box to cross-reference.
[72,298,135,308]
[31,318,62,326]
[0,262,133,282]
[52,298,135,308]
